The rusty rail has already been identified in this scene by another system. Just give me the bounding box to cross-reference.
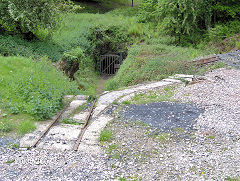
[31,96,74,148]
[73,99,96,151]
[193,56,218,66]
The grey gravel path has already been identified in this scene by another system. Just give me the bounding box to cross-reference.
[0,147,114,181]
[217,50,240,69]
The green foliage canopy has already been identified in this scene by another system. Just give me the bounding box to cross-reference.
[0,0,60,39]
[138,0,240,42]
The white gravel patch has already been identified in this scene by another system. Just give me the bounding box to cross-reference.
[174,68,240,137]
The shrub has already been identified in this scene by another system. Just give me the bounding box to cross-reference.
[0,34,62,61]
[0,0,60,40]
[0,56,79,120]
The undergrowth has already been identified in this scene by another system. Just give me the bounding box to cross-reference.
[105,38,211,90]
[0,56,78,120]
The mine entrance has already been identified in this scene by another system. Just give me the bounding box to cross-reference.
[100,54,123,75]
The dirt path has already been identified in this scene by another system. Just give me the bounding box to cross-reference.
[96,75,111,96]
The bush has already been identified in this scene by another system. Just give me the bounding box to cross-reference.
[207,21,240,41]
[138,0,211,43]
[0,56,79,120]
[0,0,60,40]
[0,34,62,61]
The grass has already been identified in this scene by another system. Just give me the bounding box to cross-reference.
[0,110,36,136]
[105,37,211,90]
[130,86,176,104]
[5,159,15,164]
[99,129,113,142]
[156,133,171,142]
[122,101,131,105]
[17,120,36,135]
[0,56,78,135]
[197,61,227,75]
[0,56,78,120]
[60,118,83,125]
[69,102,88,116]
[226,177,240,181]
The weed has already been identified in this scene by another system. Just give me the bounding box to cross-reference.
[5,159,15,164]
[122,101,131,105]
[70,103,88,116]
[226,176,240,181]
[197,62,226,75]
[60,119,83,125]
[173,127,185,134]
[0,118,13,133]
[11,143,19,149]
[156,133,171,142]
[106,144,119,158]
[236,41,240,49]
[99,129,113,142]
[208,135,216,139]
[112,101,118,105]
[18,120,36,135]
[130,86,176,104]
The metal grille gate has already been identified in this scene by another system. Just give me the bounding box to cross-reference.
[100,54,121,75]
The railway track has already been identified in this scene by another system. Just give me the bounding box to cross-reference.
[27,97,97,151]
[23,55,219,151]
[192,56,218,66]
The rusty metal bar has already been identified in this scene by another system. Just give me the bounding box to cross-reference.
[31,96,74,148]
[73,99,96,151]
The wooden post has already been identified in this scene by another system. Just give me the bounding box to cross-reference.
[132,0,133,7]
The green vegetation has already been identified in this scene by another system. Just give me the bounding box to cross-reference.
[156,133,171,142]
[130,86,176,104]
[60,118,83,125]
[0,56,78,122]
[5,159,15,164]
[0,56,78,135]
[0,111,36,136]
[99,129,113,142]
[0,0,239,136]
[105,38,209,90]
[18,120,36,135]
[226,177,240,181]
[0,0,60,40]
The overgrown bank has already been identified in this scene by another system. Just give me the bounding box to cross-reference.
[0,56,78,135]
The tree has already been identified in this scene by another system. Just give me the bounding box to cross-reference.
[0,0,60,40]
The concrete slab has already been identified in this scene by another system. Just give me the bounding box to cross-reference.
[72,112,89,122]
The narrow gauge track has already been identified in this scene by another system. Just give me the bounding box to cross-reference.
[193,56,218,66]
[30,97,96,151]
[29,56,219,151]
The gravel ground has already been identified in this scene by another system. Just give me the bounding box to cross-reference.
[0,147,114,180]
[217,50,240,69]
[121,102,204,133]
[1,68,240,180]
[101,68,240,180]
